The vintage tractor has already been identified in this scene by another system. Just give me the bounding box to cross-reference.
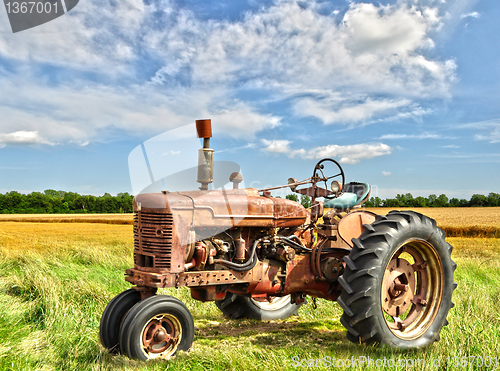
[100,119,456,361]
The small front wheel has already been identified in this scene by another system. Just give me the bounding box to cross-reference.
[119,295,194,361]
[100,289,141,354]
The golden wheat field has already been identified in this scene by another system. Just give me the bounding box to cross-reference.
[0,221,133,258]
[365,207,500,228]
[1,207,500,238]
[0,213,132,224]
[1,207,499,226]
[365,207,500,238]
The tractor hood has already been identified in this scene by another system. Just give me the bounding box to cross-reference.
[133,188,308,230]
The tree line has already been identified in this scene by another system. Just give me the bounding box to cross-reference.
[284,192,500,208]
[0,190,134,214]
[364,192,500,208]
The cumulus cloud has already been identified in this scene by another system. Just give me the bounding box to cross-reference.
[0,0,456,145]
[292,143,392,164]
[0,76,280,143]
[261,140,392,164]
[0,131,54,147]
[382,171,392,176]
[0,1,145,71]
[262,139,291,153]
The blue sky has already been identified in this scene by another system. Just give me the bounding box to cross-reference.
[0,0,498,199]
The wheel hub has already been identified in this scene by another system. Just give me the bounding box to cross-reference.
[382,258,415,317]
[153,328,167,342]
[142,315,180,356]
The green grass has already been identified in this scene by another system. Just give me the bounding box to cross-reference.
[0,225,499,370]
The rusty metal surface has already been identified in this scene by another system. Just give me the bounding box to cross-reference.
[141,313,181,357]
[195,119,212,138]
[125,252,346,302]
[190,286,227,302]
[135,189,307,231]
[133,193,189,274]
[295,186,333,198]
[338,210,377,247]
[381,241,442,336]
[382,258,416,317]
[177,269,251,287]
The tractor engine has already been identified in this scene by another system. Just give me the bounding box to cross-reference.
[126,187,347,302]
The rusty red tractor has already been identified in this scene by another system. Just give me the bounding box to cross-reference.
[100,119,456,361]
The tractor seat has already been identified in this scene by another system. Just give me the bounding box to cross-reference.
[324,182,371,210]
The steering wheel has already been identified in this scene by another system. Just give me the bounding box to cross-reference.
[312,158,345,200]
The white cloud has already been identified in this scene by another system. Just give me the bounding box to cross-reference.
[0,0,456,144]
[460,12,480,19]
[294,96,412,124]
[0,131,54,146]
[343,3,429,56]
[0,76,280,143]
[294,143,392,164]
[379,132,441,140]
[262,139,292,154]
[262,140,392,164]
[382,171,392,176]
[475,132,500,144]
[458,119,500,144]
[0,1,146,71]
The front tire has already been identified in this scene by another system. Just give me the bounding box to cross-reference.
[119,295,194,361]
[215,293,301,320]
[338,210,457,348]
[100,289,141,354]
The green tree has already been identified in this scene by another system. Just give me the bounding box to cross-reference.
[487,192,500,207]
[459,198,469,207]
[413,196,428,207]
[427,194,437,207]
[434,194,449,207]
[300,195,311,209]
[396,193,414,207]
[470,194,488,207]
[383,198,401,207]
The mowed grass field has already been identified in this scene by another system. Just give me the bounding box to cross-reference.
[0,208,499,370]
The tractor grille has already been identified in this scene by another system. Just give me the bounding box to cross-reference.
[133,211,174,270]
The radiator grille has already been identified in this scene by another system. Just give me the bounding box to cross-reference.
[133,211,174,269]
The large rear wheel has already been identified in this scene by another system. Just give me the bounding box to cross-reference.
[338,210,456,348]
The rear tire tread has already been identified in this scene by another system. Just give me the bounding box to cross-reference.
[339,210,456,348]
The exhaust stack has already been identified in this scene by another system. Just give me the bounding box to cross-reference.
[196,119,214,190]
